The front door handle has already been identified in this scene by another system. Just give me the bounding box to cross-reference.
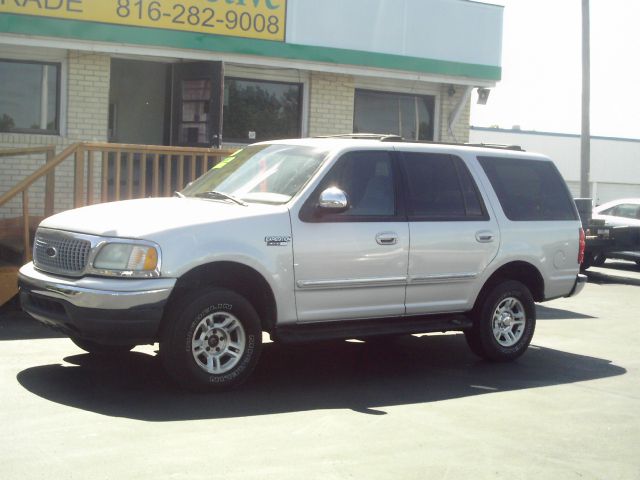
[475,230,495,243]
[376,232,398,245]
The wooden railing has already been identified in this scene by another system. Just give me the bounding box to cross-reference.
[0,142,235,263]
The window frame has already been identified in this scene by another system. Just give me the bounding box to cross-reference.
[478,155,579,222]
[0,58,62,136]
[353,88,436,141]
[299,149,406,223]
[222,76,303,144]
[398,152,490,222]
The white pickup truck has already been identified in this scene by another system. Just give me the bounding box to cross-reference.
[19,137,587,391]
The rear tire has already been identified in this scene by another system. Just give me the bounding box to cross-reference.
[70,337,134,354]
[592,253,606,266]
[160,288,262,392]
[465,280,536,362]
[580,252,593,270]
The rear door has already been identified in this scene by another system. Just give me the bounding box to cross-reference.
[399,150,500,314]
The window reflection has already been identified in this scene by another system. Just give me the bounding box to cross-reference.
[223,78,302,143]
[354,89,435,141]
[0,60,60,134]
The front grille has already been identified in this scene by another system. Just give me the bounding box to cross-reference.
[34,232,92,275]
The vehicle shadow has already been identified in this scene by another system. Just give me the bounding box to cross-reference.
[536,305,595,320]
[17,334,625,421]
[586,266,640,287]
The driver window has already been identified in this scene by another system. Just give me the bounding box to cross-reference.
[323,151,396,217]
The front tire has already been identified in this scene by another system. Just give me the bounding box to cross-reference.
[160,288,262,392]
[465,280,536,362]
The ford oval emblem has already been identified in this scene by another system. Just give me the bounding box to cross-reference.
[45,246,57,258]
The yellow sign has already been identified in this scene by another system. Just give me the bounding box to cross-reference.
[0,0,287,42]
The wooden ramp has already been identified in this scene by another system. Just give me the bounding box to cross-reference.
[0,264,19,307]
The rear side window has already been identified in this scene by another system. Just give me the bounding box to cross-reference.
[400,152,487,220]
[608,204,640,219]
[478,156,577,221]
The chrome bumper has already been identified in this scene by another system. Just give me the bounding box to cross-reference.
[18,262,175,310]
[18,262,176,344]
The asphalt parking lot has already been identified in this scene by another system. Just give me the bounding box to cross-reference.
[1,261,639,480]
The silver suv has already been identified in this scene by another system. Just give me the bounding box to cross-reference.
[19,137,587,391]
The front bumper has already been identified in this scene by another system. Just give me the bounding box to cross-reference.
[567,273,588,297]
[18,262,176,345]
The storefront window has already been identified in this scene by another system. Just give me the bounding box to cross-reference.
[354,89,435,141]
[223,78,301,143]
[0,60,60,134]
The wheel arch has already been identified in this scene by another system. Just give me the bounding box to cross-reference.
[163,261,277,334]
[474,261,545,311]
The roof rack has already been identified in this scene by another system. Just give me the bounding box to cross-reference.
[313,134,524,151]
[464,143,524,151]
[314,133,404,142]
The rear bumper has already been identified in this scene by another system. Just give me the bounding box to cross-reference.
[567,273,588,298]
[18,262,176,345]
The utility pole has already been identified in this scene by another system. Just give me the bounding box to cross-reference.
[580,0,590,198]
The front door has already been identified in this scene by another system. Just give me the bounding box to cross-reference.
[171,62,223,147]
[291,150,409,322]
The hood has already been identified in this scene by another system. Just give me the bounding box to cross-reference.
[39,197,289,239]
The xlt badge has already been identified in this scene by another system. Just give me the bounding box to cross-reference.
[265,235,291,247]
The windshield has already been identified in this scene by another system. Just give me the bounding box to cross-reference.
[181,144,328,204]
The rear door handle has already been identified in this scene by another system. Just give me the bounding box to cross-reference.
[376,232,398,245]
[475,230,495,243]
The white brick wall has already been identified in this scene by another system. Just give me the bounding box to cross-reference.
[308,72,355,136]
[307,73,471,143]
[439,84,471,143]
[0,51,110,219]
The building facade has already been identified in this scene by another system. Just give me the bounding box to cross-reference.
[1,0,503,214]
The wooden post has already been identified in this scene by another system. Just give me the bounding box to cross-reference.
[22,191,31,262]
[188,155,196,183]
[164,155,172,196]
[127,153,134,199]
[140,153,147,198]
[86,150,94,205]
[177,155,184,191]
[152,154,160,196]
[114,151,122,201]
[44,147,55,217]
[101,151,109,203]
[74,145,85,208]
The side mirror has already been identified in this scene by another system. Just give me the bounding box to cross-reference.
[318,187,349,213]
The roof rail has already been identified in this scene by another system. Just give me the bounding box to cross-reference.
[314,133,404,142]
[464,143,524,151]
[312,133,524,151]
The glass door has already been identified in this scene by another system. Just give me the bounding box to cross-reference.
[171,62,223,147]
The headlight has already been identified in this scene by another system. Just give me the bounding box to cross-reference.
[93,243,159,277]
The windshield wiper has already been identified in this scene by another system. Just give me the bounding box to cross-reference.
[194,190,248,206]
[173,191,185,198]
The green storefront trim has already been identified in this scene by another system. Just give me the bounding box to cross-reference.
[0,14,501,81]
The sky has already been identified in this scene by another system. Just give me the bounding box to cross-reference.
[470,0,640,139]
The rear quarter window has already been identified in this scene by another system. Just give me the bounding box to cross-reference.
[478,156,577,221]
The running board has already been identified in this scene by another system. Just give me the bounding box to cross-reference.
[273,314,472,343]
